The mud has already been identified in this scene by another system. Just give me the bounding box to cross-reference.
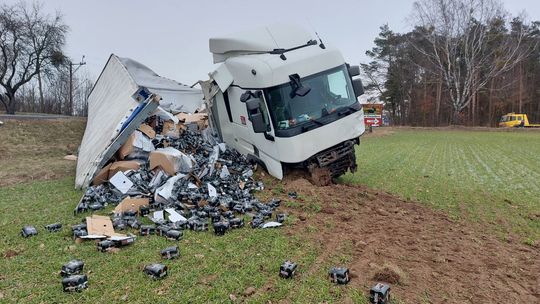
[274,176,539,303]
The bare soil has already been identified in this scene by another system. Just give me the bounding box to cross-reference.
[272,175,539,303]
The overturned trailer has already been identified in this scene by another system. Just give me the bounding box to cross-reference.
[76,24,365,190]
[75,54,204,189]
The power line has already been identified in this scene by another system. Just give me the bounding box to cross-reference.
[69,55,86,115]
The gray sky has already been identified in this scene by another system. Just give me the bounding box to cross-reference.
[6,0,539,85]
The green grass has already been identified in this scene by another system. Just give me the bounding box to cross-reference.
[342,129,540,243]
[0,178,368,303]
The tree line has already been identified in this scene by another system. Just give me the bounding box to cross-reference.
[0,1,91,116]
[362,0,540,126]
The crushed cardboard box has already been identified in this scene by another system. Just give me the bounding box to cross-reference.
[84,215,126,238]
[138,124,156,139]
[162,120,181,138]
[118,130,155,160]
[149,147,195,176]
[92,161,141,185]
[114,197,149,215]
[176,113,208,131]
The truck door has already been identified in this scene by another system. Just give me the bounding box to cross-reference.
[227,87,281,177]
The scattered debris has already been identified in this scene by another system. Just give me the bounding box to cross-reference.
[21,225,38,238]
[62,274,88,292]
[45,223,62,232]
[144,263,168,279]
[279,261,297,279]
[276,213,287,223]
[161,246,179,260]
[60,260,84,277]
[71,223,88,238]
[261,221,282,229]
[288,191,298,199]
[63,155,78,161]
[369,283,391,304]
[329,267,350,284]
[213,221,229,236]
[97,240,115,252]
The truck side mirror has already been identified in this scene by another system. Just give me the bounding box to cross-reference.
[348,65,360,77]
[245,98,267,133]
[352,78,364,97]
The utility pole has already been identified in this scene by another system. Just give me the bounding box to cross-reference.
[69,55,86,116]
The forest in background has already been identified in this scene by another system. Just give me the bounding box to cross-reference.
[362,0,540,126]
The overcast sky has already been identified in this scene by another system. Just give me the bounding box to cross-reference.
[5,0,539,85]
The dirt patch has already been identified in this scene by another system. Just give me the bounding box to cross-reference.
[273,176,540,303]
[3,250,19,259]
[372,264,405,285]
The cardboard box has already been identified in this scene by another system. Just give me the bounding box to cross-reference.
[109,161,140,178]
[92,163,112,185]
[114,197,149,215]
[92,161,140,185]
[162,120,180,138]
[176,112,208,130]
[149,147,194,176]
[118,130,154,160]
[138,123,156,139]
[84,215,126,238]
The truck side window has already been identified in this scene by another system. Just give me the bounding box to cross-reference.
[259,97,272,131]
[327,70,350,99]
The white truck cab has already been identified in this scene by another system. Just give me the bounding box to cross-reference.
[204,24,365,181]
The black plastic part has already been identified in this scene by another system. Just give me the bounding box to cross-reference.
[61,260,84,277]
[229,217,244,229]
[213,221,229,236]
[165,229,182,241]
[62,274,88,292]
[140,225,156,236]
[21,225,38,238]
[97,240,115,252]
[329,267,350,284]
[279,261,297,279]
[45,223,62,232]
[144,263,168,279]
[161,246,179,260]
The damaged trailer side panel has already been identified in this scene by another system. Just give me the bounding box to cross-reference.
[75,54,204,188]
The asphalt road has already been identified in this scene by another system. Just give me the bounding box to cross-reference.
[0,113,78,120]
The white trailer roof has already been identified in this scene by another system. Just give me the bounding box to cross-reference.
[209,24,314,63]
[75,54,203,188]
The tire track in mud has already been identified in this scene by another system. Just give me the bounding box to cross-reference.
[275,177,540,304]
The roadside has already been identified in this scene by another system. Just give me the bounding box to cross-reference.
[0,119,86,187]
[0,111,76,120]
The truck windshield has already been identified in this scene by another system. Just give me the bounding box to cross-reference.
[264,65,359,133]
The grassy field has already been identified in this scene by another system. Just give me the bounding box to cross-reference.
[0,119,85,187]
[1,120,539,303]
[0,178,369,303]
[0,120,365,303]
[343,128,540,244]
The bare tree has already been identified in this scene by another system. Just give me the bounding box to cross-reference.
[0,1,67,114]
[410,0,534,123]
